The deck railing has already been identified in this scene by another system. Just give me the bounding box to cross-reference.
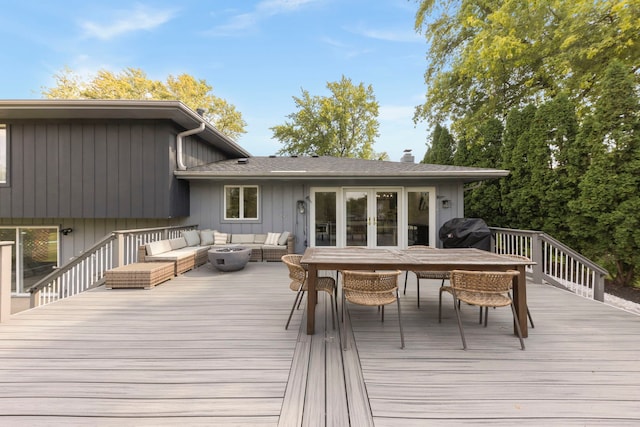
[490,227,608,301]
[28,225,198,308]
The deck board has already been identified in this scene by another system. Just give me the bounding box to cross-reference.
[1,263,639,426]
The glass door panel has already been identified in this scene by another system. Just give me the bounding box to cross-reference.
[0,227,58,294]
[314,191,337,246]
[20,228,58,292]
[407,191,430,246]
[376,191,398,247]
[346,190,368,246]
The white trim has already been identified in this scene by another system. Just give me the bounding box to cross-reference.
[223,185,260,220]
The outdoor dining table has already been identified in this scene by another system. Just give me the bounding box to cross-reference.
[300,246,534,337]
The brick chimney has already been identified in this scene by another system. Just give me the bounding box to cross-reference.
[400,149,415,163]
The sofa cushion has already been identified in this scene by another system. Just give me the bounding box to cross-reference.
[254,234,267,244]
[214,231,228,245]
[278,231,290,246]
[231,234,255,244]
[146,240,172,256]
[200,229,215,246]
[182,230,201,246]
[169,237,188,250]
[265,232,281,246]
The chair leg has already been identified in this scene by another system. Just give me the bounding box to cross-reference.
[341,293,349,350]
[438,287,444,323]
[452,297,468,350]
[396,293,405,349]
[527,307,535,329]
[381,305,385,322]
[286,290,304,330]
[416,277,420,308]
[403,271,408,295]
[510,303,526,350]
[296,291,305,309]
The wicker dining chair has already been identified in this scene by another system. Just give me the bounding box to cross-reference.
[341,270,404,350]
[441,270,525,350]
[403,246,450,308]
[282,254,337,330]
[456,255,535,329]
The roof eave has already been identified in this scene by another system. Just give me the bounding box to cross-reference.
[174,170,510,181]
[0,99,251,158]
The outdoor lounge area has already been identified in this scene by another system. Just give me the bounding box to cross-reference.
[0,262,638,426]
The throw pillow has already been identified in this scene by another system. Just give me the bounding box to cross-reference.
[214,231,228,245]
[265,232,281,246]
[200,229,215,246]
[277,231,290,246]
[182,230,200,246]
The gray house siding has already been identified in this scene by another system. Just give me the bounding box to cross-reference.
[188,179,467,252]
[0,217,181,266]
[0,120,228,220]
[188,180,306,251]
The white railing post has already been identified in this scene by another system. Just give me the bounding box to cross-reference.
[114,233,125,268]
[0,241,14,322]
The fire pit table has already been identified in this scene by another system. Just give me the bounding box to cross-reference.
[208,246,252,272]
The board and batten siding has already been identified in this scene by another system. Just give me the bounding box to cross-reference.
[189,181,307,252]
[188,180,466,252]
[0,120,229,220]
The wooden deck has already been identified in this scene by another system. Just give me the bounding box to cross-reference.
[0,262,639,426]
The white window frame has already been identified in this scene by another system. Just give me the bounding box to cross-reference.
[224,185,260,220]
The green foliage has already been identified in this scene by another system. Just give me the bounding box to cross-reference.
[271,76,385,159]
[569,61,640,286]
[42,67,246,140]
[413,0,640,135]
[458,118,504,225]
[422,124,455,164]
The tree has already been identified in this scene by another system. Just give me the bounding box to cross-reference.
[413,0,640,136]
[569,61,640,286]
[272,76,385,159]
[457,118,504,225]
[42,67,246,140]
[422,123,454,164]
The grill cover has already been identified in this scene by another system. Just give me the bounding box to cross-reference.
[439,218,491,251]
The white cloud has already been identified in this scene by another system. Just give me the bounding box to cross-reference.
[350,25,422,43]
[80,5,176,40]
[207,0,323,36]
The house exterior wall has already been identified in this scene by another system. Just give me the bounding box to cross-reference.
[188,180,307,251]
[0,217,181,266]
[0,120,227,220]
[188,179,467,252]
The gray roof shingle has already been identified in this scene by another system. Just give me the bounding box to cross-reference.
[175,156,509,182]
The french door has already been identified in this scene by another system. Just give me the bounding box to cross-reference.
[311,187,436,248]
[344,188,400,248]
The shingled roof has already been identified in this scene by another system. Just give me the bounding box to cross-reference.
[174,155,509,183]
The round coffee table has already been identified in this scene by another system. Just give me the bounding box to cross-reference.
[208,246,252,272]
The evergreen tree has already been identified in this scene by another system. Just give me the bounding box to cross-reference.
[569,61,640,286]
[422,124,454,164]
[500,105,539,229]
[463,118,504,225]
[531,95,583,244]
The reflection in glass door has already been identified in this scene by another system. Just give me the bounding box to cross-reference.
[0,227,59,294]
[376,191,398,247]
[344,189,399,248]
[346,190,368,246]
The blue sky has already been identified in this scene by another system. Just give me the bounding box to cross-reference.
[0,0,431,160]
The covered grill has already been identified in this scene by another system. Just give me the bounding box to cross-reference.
[439,218,492,251]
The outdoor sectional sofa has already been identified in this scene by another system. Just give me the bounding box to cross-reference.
[138,229,294,275]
